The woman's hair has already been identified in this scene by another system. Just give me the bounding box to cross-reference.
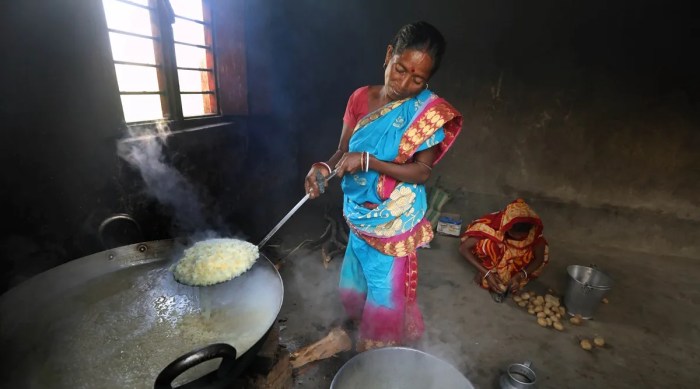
[389,21,446,76]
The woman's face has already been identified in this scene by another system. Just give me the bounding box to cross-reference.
[506,230,529,240]
[505,229,531,241]
[383,46,433,101]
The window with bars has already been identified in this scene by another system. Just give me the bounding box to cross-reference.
[102,0,219,123]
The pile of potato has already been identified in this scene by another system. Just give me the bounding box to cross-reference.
[513,292,567,331]
[513,291,612,353]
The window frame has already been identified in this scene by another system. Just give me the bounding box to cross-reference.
[104,0,223,126]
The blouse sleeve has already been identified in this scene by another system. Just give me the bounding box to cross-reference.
[343,90,360,129]
[342,87,369,129]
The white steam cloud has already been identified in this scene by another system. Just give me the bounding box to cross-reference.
[117,122,224,237]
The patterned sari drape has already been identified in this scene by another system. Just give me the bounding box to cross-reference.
[339,89,462,350]
[461,199,549,289]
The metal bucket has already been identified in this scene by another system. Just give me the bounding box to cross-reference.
[330,347,474,389]
[564,265,612,319]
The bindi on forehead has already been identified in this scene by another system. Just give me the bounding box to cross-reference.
[406,51,431,75]
[396,49,432,78]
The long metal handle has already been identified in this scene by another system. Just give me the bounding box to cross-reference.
[257,170,337,248]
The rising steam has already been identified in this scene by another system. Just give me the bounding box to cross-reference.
[117,122,215,236]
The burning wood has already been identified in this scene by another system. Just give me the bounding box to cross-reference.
[289,327,352,369]
[314,212,348,269]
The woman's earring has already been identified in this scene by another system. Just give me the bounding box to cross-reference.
[383,62,387,69]
[425,83,430,90]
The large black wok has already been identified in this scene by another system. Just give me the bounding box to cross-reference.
[0,239,284,388]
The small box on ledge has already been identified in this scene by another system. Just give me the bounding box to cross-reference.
[436,213,462,237]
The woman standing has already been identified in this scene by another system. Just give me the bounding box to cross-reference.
[305,21,462,351]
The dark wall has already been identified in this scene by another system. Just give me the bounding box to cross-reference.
[246,0,699,215]
[0,0,125,288]
[1,0,698,290]
[244,0,700,255]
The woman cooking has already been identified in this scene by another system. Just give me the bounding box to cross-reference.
[459,199,549,302]
[304,21,462,351]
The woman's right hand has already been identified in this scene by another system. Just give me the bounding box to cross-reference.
[485,271,506,292]
[304,165,329,200]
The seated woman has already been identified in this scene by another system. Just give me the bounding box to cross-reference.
[458,199,549,302]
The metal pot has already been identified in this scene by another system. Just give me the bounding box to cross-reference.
[564,265,612,319]
[330,347,474,389]
[499,361,537,388]
[0,239,284,388]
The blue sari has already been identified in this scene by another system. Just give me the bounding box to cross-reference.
[338,89,462,350]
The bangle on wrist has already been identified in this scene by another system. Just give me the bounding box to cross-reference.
[521,269,528,279]
[483,269,493,280]
[312,162,331,175]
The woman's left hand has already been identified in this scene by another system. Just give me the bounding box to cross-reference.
[334,152,363,178]
[509,273,526,293]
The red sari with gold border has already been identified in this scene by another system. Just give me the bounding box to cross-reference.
[461,199,549,289]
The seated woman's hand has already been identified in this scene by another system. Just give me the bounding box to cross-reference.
[509,273,526,293]
[484,272,506,292]
[334,152,363,178]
